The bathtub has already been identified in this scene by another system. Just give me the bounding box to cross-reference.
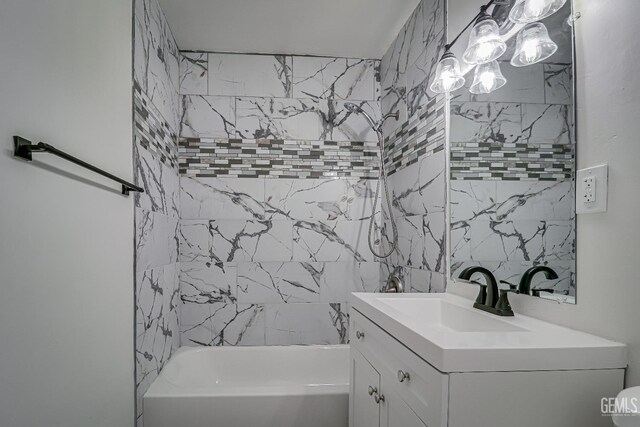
[143,345,350,427]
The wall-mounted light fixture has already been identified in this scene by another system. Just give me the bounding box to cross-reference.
[431,0,564,95]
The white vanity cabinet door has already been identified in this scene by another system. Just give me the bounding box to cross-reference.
[381,383,428,427]
[350,348,381,427]
[351,309,448,427]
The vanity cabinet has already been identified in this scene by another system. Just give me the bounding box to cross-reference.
[350,309,448,427]
[349,307,625,427]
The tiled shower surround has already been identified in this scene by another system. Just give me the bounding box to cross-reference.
[133,0,181,425]
[449,61,576,295]
[378,0,448,294]
[176,0,451,347]
[177,51,384,346]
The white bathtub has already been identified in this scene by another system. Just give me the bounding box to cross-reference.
[143,345,350,427]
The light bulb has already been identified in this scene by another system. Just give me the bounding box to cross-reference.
[511,23,558,67]
[462,14,507,65]
[522,39,539,62]
[475,42,495,63]
[524,0,548,19]
[440,71,456,92]
[430,51,465,93]
[479,71,494,92]
[469,61,507,95]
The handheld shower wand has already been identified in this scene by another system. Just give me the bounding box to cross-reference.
[344,103,399,259]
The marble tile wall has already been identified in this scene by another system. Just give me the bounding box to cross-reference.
[133,0,181,425]
[448,61,575,296]
[134,0,180,132]
[178,177,380,346]
[179,52,381,139]
[378,0,448,294]
[178,51,383,347]
[379,151,447,293]
[450,180,576,295]
[379,0,446,137]
[450,62,574,180]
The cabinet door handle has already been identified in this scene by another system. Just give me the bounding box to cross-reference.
[397,370,410,383]
[374,392,385,404]
[368,385,377,396]
[356,330,365,340]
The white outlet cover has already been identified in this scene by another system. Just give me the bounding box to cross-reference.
[576,164,608,214]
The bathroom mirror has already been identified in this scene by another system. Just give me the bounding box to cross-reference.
[448,0,576,304]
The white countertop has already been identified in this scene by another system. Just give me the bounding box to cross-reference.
[350,292,627,373]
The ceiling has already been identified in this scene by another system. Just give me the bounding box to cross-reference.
[158,0,421,59]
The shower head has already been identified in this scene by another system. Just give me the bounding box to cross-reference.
[344,102,364,114]
[344,102,379,133]
[344,102,399,133]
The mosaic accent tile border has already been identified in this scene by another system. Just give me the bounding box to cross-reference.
[450,142,574,180]
[179,138,380,179]
[382,95,446,176]
[134,81,179,169]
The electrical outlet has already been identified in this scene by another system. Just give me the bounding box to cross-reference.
[576,164,608,214]
[583,176,596,203]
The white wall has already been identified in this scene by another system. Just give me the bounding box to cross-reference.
[447,0,640,387]
[0,1,135,426]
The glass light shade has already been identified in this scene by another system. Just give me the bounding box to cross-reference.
[462,15,507,65]
[510,22,558,67]
[430,52,465,93]
[509,0,567,24]
[469,61,507,94]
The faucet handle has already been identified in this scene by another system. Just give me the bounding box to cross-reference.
[495,289,517,317]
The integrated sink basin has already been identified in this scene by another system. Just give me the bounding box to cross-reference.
[351,293,627,373]
[378,297,526,333]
